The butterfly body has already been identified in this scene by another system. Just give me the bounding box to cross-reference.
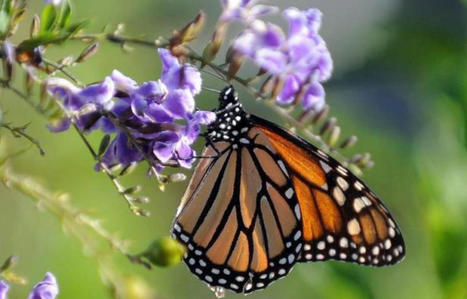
[171,86,405,294]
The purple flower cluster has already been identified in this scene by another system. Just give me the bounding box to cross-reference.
[47,49,215,170]
[232,7,333,111]
[0,273,58,299]
[220,0,278,23]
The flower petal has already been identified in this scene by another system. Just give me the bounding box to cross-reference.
[163,90,195,118]
[255,48,287,74]
[78,77,115,108]
[27,272,59,299]
[302,82,325,111]
[0,281,9,299]
[136,80,167,103]
[46,117,71,133]
[193,110,216,125]
[153,141,176,163]
[181,65,202,95]
[145,104,174,123]
[277,75,301,105]
[110,70,138,93]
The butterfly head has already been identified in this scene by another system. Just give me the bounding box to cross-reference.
[218,85,239,109]
[205,85,249,143]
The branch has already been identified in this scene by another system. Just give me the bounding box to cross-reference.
[80,33,372,173]
[0,122,45,155]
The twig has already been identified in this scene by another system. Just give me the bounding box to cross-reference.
[0,122,45,155]
[81,34,359,169]
[42,58,84,87]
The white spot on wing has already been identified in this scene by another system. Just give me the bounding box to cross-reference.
[333,187,346,206]
[361,196,372,206]
[337,165,348,176]
[239,138,250,144]
[353,197,366,213]
[278,160,289,176]
[320,160,332,173]
[294,204,301,220]
[347,219,361,235]
[180,234,189,242]
[354,181,364,191]
[337,176,349,190]
[317,241,325,250]
[339,237,348,248]
[294,230,301,241]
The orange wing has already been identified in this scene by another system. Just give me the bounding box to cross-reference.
[252,115,405,266]
[172,137,302,293]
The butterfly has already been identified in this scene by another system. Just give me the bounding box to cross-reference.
[171,85,405,295]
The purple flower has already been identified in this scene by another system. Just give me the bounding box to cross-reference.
[27,272,59,299]
[47,49,215,171]
[220,0,278,23]
[0,273,58,299]
[232,7,333,111]
[0,281,9,299]
[44,0,62,5]
[100,132,143,168]
[2,42,15,65]
[46,77,116,132]
[159,48,201,95]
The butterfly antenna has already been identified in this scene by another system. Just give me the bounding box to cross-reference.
[202,86,221,94]
[200,68,226,82]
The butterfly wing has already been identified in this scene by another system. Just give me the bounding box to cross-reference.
[172,137,303,293]
[250,114,406,266]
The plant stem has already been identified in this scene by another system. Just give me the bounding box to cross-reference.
[81,34,357,168]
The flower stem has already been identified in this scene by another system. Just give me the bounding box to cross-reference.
[83,34,361,170]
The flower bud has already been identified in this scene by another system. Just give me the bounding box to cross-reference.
[142,237,186,267]
[168,173,186,183]
[312,104,329,125]
[30,15,40,37]
[170,11,205,50]
[326,125,341,147]
[76,43,99,63]
[339,135,358,149]
[122,275,155,299]
[319,117,337,136]
[202,24,227,64]
[226,50,244,80]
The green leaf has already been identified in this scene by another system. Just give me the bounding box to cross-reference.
[40,4,57,33]
[58,0,71,29]
[65,19,89,36]
[17,32,69,51]
[1,0,13,15]
[0,10,9,37]
[98,134,111,157]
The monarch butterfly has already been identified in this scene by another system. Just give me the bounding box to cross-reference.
[171,85,405,295]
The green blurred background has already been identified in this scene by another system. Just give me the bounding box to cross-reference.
[0,0,466,298]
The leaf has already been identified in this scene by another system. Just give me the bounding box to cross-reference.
[0,10,10,37]
[40,4,57,33]
[65,19,89,36]
[98,134,111,157]
[1,0,12,15]
[58,0,71,29]
[17,32,69,51]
